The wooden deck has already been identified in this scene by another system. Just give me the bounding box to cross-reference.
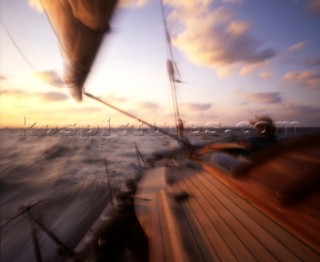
[135,152,320,261]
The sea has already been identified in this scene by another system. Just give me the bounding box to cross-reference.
[1,126,319,261]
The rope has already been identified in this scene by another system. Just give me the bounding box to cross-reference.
[27,211,43,262]
[28,212,75,257]
[0,181,75,228]
[84,92,186,145]
[105,159,114,207]
[134,142,147,168]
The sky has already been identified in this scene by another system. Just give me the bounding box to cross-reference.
[0,0,320,129]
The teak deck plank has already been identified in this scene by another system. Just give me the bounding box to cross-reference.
[171,201,211,261]
[202,138,320,250]
[199,169,320,260]
[169,166,239,261]
[150,193,165,262]
[194,172,301,261]
[135,157,320,262]
[185,177,275,261]
[169,178,216,260]
[202,156,320,251]
[176,174,279,261]
[159,190,187,262]
[169,164,318,261]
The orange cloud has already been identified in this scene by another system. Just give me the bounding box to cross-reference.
[304,57,320,67]
[238,91,282,104]
[288,41,308,52]
[38,92,68,102]
[239,62,267,76]
[222,0,243,3]
[0,89,68,102]
[226,21,252,36]
[136,102,159,111]
[180,103,212,111]
[101,94,128,104]
[259,71,271,80]
[283,70,320,90]
[0,89,27,96]
[28,0,43,12]
[274,103,320,126]
[307,0,320,17]
[164,1,275,77]
[35,71,64,88]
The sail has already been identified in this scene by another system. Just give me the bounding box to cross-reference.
[41,0,118,101]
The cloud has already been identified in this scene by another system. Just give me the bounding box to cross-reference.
[38,92,68,102]
[164,1,275,77]
[306,0,320,17]
[222,0,243,3]
[28,0,43,12]
[35,71,64,88]
[0,89,27,96]
[225,21,252,35]
[226,21,252,36]
[282,103,320,115]
[304,57,320,67]
[259,71,271,80]
[283,70,320,90]
[180,103,212,111]
[239,61,267,76]
[276,103,320,126]
[239,91,282,104]
[102,94,127,104]
[288,41,308,52]
[67,107,103,114]
[0,89,68,102]
[136,102,159,110]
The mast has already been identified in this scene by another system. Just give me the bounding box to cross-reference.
[160,0,182,138]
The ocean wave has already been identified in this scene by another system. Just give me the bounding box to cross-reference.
[41,143,71,160]
[0,130,210,261]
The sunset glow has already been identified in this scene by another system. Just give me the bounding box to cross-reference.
[1,0,320,127]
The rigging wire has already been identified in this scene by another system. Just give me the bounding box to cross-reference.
[159,0,181,81]
[1,0,188,146]
[84,92,186,145]
[0,17,36,71]
[0,14,64,88]
[159,0,182,135]
[0,181,76,229]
